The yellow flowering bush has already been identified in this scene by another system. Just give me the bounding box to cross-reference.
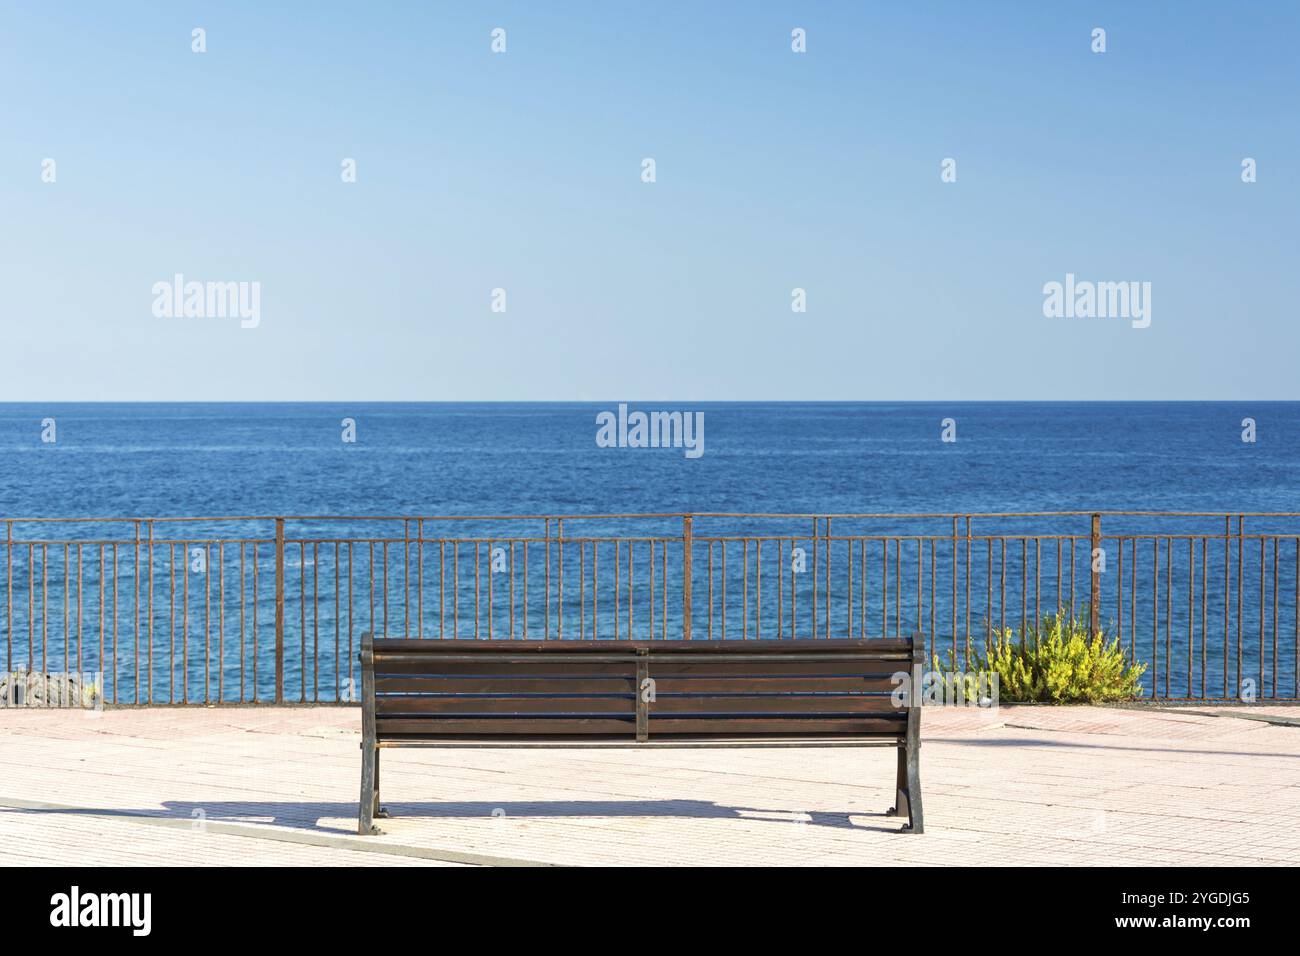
[935,611,1147,703]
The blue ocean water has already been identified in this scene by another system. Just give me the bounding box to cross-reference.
[0,402,1296,518]
[0,402,1296,703]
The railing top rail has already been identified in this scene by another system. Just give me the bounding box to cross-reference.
[0,513,689,524]
[3,510,1300,525]
[677,512,1300,521]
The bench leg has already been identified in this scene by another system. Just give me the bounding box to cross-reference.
[373,748,390,818]
[887,743,924,833]
[358,743,382,835]
[904,736,923,834]
[887,745,910,821]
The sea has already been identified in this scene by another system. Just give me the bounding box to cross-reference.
[1,402,1297,518]
[0,402,1296,702]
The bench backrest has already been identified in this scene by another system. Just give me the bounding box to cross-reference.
[361,633,924,743]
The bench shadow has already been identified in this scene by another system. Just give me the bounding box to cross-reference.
[169,799,901,833]
[4,799,902,835]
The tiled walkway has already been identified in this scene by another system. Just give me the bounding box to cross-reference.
[2,704,1297,866]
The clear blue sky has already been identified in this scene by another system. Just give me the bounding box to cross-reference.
[2,2,1296,401]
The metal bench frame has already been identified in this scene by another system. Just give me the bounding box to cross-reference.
[358,631,924,836]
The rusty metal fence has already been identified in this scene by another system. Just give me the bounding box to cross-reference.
[1,513,1297,704]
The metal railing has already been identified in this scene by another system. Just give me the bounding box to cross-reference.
[1,512,1297,704]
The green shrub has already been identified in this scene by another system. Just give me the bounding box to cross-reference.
[934,610,1147,703]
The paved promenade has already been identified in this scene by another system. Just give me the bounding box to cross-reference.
[2,704,1297,866]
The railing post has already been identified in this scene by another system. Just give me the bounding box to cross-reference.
[1090,513,1101,638]
[557,518,564,639]
[274,517,285,703]
[133,521,141,705]
[5,520,12,676]
[682,515,693,641]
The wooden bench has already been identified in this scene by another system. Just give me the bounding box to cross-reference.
[358,632,925,835]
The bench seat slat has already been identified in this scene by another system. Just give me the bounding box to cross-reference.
[378,696,633,715]
[375,676,897,694]
[377,694,899,716]
[374,661,639,677]
[375,660,904,678]
[371,638,913,654]
[653,676,897,693]
[374,660,903,678]
[376,717,634,736]
[650,695,902,714]
[640,660,902,677]
[375,737,902,749]
[375,676,635,694]
[648,716,905,736]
